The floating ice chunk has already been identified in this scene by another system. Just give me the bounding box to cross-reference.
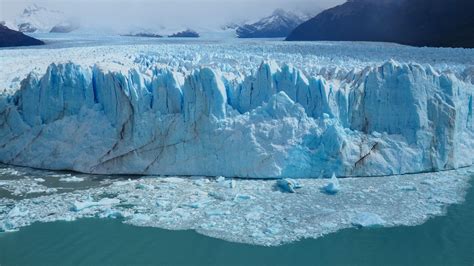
[112,179,135,187]
[221,181,236,189]
[1,220,19,232]
[277,179,302,193]
[8,206,29,218]
[182,200,212,209]
[215,176,236,189]
[71,198,120,212]
[135,183,154,190]
[130,213,151,222]
[400,185,417,192]
[99,209,125,219]
[51,174,72,178]
[421,180,435,186]
[245,210,263,221]
[234,194,252,202]
[0,179,58,196]
[323,173,340,195]
[156,200,171,208]
[193,179,209,187]
[264,226,281,235]
[34,178,45,183]
[352,212,386,228]
[208,191,234,201]
[59,176,85,183]
[206,209,230,217]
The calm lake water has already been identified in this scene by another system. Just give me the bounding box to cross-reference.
[0,176,473,266]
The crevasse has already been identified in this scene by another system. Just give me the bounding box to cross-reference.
[0,60,473,178]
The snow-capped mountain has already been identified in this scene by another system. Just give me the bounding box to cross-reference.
[11,4,79,33]
[236,9,311,38]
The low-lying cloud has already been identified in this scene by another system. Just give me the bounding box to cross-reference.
[0,0,344,32]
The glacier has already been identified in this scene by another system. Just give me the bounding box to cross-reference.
[0,59,473,178]
[0,38,473,246]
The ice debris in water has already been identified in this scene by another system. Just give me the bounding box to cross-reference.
[351,212,386,228]
[0,165,472,246]
[59,176,85,183]
[216,176,236,189]
[71,198,121,212]
[277,179,302,193]
[0,178,57,196]
[323,173,340,195]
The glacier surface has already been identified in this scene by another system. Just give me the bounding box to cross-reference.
[0,51,473,177]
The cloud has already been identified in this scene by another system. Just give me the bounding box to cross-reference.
[0,0,345,32]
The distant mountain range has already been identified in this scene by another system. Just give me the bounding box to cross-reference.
[122,33,163,38]
[287,0,474,48]
[1,4,79,33]
[168,30,200,38]
[236,9,312,38]
[0,24,44,47]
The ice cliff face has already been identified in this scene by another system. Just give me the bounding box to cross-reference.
[0,61,473,178]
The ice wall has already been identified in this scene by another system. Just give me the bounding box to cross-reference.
[0,61,473,178]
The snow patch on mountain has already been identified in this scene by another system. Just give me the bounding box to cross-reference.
[236,9,312,38]
[10,4,78,33]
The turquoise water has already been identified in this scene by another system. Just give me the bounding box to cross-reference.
[0,177,473,266]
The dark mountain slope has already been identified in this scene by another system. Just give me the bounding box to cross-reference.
[0,25,44,47]
[287,0,474,48]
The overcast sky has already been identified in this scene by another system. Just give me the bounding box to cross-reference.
[0,0,345,31]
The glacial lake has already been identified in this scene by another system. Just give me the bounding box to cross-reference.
[1,175,472,266]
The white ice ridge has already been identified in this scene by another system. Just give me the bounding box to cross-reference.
[0,165,472,246]
[0,60,473,178]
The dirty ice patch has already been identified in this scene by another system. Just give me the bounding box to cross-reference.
[0,165,472,246]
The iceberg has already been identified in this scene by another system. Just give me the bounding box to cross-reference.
[0,59,473,178]
[323,173,340,195]
[277,179,302,193]
[351,212,386,228]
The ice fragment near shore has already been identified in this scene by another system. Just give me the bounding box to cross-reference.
[71,198,120,212]
[351,212,386,228]
[277,179,302,193]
